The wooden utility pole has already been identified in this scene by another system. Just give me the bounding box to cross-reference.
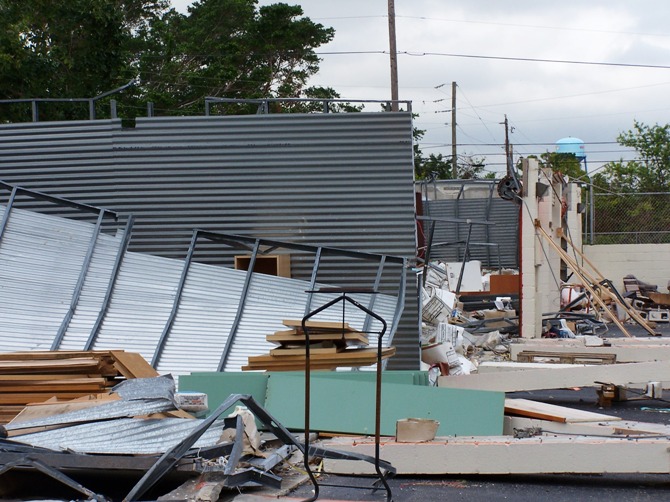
[504,114,512,176]
[388,0,399,111]
[451,81,457,178]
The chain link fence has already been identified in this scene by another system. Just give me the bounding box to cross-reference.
[588,192,670,244]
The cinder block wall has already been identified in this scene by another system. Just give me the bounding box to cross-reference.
[583,244,670,293]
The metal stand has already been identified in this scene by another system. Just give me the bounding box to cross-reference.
[301,288,393,502]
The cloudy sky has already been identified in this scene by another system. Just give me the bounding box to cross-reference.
[172,0,670,177]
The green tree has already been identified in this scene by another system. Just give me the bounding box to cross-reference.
[415,151,489,180]
[603,121,670,192]
[540,152,585,181]
[0,0,167,121]
[0,0,339,121]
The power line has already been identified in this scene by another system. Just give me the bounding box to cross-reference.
[317,50,670,70]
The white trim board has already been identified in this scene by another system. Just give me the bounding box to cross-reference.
[437,361,670,392]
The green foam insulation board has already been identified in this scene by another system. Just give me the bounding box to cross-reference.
[179,372,269,417]
[177,370,500,437]
[178,371,428,416]
[264,373,504,437]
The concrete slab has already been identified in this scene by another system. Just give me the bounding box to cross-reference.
[320,435,670,475]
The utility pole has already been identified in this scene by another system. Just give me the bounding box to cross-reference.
[504,114,512,176]
[388,0,399,111]
[451,81,457,178]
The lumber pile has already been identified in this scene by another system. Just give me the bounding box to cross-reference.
[0,350,158,424]
[243,319,395,371]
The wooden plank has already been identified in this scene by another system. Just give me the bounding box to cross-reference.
[269,346,339,356]
[437,361,670,392]
[0,358,103,373]
[504,398,621,423]
[282,319,352,330]
[0,351,113,361]
[0,383,110,393]
[0,392,95,405]
[511,343,670,363]
[0,374,109,381]
[516,350,616,364]
[109,350,159,378]
[247,347,394,364]
[266,331,369,345]
[242,349,396,371]
[242,360,391,371]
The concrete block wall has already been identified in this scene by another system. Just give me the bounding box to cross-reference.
[583,244,670,293]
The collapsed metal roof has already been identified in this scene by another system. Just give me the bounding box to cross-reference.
[0,184,407,375]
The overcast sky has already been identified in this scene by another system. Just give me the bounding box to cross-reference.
[172,0,670,177]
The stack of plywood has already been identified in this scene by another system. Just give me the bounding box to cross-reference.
[0,350,158,424]
[243,319,395,371]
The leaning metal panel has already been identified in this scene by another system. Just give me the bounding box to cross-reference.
[0,188,407,375]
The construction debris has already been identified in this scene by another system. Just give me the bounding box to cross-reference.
[243,319,395,371]
[0,375,392,501]
[0,350,158,424]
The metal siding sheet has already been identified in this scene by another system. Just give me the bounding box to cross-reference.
[0,113,419,369]
[13,416,227,454]
[90,252,183,362]
[0,207,93,351]
[426,197,519,268]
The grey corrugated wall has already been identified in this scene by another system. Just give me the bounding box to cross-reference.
[425,196,519,269]
[0,112,420,369]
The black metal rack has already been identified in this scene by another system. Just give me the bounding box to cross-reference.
[300,287,394,502]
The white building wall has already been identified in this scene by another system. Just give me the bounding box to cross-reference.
[583,244,670,293]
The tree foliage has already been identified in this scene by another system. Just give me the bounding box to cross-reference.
[0,0,339,121]
[415,153,491,180]
[540,152,585,181]
[601,121,670,192]
[414,132,492,182]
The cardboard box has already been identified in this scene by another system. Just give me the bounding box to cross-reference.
[396,418,439,443]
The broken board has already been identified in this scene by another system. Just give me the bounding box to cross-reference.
[504,398,621,423]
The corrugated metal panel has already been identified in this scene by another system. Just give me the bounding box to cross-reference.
[0,206,96,350]
[425,198,519,269]
[0,206,402,375]
[0,113,419,369]
[90,252,184,363]
[13,416,226,454]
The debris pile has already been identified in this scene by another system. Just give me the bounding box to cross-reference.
[624,274,670,323]
[420,260,517,375]
[0,350,158,424]
[0,373,397,501]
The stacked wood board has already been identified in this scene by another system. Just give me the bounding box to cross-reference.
[0,350,158,424]
[243,320,395,371]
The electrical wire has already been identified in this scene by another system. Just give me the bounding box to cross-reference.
[317,50,670,70]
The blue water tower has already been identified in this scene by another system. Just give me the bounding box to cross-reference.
[555,137,586,161]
